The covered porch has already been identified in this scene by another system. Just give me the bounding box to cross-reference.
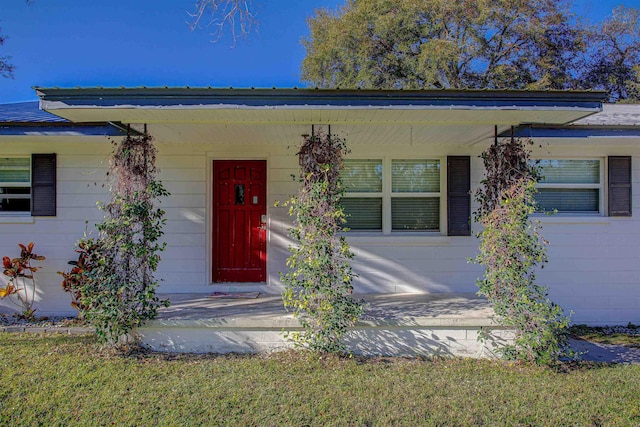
[33,87,606,299]
[29,87,610,352]
[139,292,514,357]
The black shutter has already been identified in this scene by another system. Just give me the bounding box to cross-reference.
[608,156,632,217]
[31,153,57,216]
[447,156,471,236]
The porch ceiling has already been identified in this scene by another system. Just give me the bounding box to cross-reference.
[36,87,607,145]
[145,122,502,146]
[36,106,595,126]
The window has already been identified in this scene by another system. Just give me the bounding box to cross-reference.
[0,157,31,214]
[0,154,57,217]
[342,159,441,232]
[536,159,602,214]
[341,159,383,230]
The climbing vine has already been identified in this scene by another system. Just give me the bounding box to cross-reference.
[281,131,364,353]
[67,133,170,347]
[474,137,540,220]
[474,138,572,364]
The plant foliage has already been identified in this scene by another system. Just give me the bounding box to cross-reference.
[281,131,364,352]
[474,138,540,220]
[66,134,170,346]
[474,138,571,364]
[58,237,101,314]
[301,0,640,102]
[581,6,640,102]
[302,0,585,91]
[0,242,45,320]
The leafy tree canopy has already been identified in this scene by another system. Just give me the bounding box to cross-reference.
[301,0,640,102]
[582,6,640,102]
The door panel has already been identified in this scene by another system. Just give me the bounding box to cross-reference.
[213,160,267,282]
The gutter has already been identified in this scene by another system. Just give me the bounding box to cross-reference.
[35,87,608,110]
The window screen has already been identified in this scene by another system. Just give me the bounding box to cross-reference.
[0,158,31,213]
[392,159,440,192]
[536,159,601,214]
[342,158,441,232]
[342,159,382,192]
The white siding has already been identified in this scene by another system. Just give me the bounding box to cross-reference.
[527,144,640,324]
[1,134,639,324]
[0,138,111,315]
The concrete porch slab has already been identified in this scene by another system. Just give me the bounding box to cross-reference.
[154,292,496,326]
[140,293,512,357]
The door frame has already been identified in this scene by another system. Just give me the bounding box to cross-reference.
[207,155,269,284]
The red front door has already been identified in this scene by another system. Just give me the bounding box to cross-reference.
[212,160,267,282]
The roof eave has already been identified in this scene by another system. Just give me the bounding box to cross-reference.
[35,87,608,108]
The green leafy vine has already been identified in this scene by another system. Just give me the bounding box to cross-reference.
[63,133,170,347]
[474,138,572,364]
[281,131,364,353]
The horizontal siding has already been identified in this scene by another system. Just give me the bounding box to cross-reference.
[0,139,111,314]
[56,155,111,168]
[1,137,640,324]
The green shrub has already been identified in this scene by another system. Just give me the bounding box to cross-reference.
[59,237,101,314]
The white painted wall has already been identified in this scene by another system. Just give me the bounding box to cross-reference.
[0,138,111,316]
[1,134,639,325]
[530,143,640,325]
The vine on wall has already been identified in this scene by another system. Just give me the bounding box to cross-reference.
[474,138,572,364]
[67,133,170,347]
[281,131,364,353]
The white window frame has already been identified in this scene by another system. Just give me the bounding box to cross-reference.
[535,158,605,216]
[343,157,444,234]
[0,156,31,216]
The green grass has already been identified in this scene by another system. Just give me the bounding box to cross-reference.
[1,333,640,426]
[570,324,640,347]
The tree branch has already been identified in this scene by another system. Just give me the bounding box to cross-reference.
[188,0,257,43]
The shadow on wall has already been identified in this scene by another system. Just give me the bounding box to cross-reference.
[0,274,44,315]
[339,327,510,358]
[268,218,481,294]
[139,329,293,354]
[139,325,513,357]
[345,328,454,357]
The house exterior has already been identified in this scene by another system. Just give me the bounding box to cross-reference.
[1,88,638,326]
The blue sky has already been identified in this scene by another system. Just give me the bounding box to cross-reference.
[0,0,636,103]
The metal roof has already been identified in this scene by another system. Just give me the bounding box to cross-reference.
[505,103,640,138]
[572,103,640,126]
[0,101,124,136]
[33,86,607,135]
[35,86,608,108]
[0,101,68,123]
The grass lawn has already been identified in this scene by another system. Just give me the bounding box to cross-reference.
[1,333,640,426]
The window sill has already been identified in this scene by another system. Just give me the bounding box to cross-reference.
[344,233,451,246]
[533,215,612,225]
[0,215,34,224]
